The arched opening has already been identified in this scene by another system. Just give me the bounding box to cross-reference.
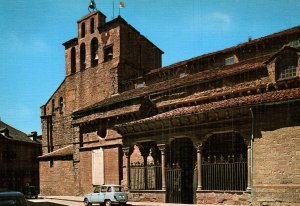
[130,142,162,190]
[167,138,196,204]
[70,47,76,74]
[91,38,99,67]
[90,18,95,34]
[202,132,247,191]
[80,43,86,71]
[276,50,298,80]
[81,22,86,38]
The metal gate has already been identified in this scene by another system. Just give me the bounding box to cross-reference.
[166,164,181,203]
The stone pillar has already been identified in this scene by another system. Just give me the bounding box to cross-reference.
[246,143,252,192]
[158,144,166,191]
[196,143,203,191]
[137,143,151,189]
[123,147,132,190]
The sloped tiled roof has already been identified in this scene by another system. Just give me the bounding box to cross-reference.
[0,120,34,143]
[74,54,270,116]
[117,88,300,127]
[38,145,73,159]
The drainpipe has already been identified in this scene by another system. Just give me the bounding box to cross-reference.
[249,108,254,198]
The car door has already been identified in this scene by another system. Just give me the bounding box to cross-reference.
[90,186,101,203]
[98,186,107,203]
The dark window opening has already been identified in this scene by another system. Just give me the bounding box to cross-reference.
[80,43,86,71]
[104,45,113,62]
[276,51,298,80]
[51,99,55,113]
[91,38,99,67]
[90,18,95,34]
[58,97,63,114]
[81,22,86,38]
[71,47,76,74]
[202,132,247,191]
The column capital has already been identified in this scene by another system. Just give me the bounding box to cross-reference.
[122,147,133,158]
[195,142,203,153]
[157,144,166,154]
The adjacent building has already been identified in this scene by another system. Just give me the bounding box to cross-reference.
[39,9,300,206]
[0,121,41,192]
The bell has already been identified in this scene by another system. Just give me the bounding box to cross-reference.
[94,54,99,60]
[88,0,96,11]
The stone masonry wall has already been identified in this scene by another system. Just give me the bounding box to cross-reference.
[253,126,300,206]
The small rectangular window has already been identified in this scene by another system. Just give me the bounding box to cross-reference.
[179,72,186,78]
[135,81,145,88]
[104,45,113,62]
[225,56,234,66]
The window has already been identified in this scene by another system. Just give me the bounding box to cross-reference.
[289,39,299,48]
[51,99,55,113]
[80,43,86,71]
[104,45,113,62]
[135,81,145,88]
[276,51,298,80]
[91,38,99,67]
[58,97,63,114]
[90,18,95,34]
[81,22,86,38]
[71,47,76,74]
[225,56,234,66]
[179,72,186,78]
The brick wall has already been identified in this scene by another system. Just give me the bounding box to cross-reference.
[104,147,120,185]
[79,151,93,194]
[40,160,76,195]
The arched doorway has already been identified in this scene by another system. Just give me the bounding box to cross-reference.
[166,138,196,204]
[202,132,247,191]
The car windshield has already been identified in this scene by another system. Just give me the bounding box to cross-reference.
[114,186,124,192]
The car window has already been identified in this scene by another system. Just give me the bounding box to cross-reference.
[114,187,124,192]
[94,187,100,193]
[107,187,112,192]
[101,186,107,192]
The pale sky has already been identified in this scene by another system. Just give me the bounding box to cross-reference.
[0,0,300,134]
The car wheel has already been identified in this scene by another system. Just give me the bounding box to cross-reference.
[104,200,112,206]
[84,198,91,206]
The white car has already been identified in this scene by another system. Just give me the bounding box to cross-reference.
[84,185,127,206]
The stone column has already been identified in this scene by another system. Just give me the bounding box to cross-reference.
[137,143,151,190]
[158,144,166,191]
[123,147,132,190]
[246,143,252,192]
[196,143,203,191]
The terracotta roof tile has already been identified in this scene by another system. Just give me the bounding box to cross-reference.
[74,54,270,116]
[118,88,300,127]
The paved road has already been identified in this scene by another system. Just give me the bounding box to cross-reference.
[28,197,241,206]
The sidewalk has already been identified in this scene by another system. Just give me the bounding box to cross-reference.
[40,196,242,206]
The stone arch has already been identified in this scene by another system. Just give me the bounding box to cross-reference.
[90,38,99,67]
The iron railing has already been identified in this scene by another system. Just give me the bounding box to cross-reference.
[202,154,247,191]
[130,163,162,190]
